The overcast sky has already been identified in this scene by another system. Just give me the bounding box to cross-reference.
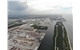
[8,0,72,15]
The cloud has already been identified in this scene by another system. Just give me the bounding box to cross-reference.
[62,7,72,10]
[8,1,28,16]
[8,0,72,16]
[8,1,28,11]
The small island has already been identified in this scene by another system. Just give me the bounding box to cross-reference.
[53,22,72,50]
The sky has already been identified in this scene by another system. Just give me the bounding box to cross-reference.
[8,0,72,16]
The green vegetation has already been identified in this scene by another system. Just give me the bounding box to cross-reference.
[53,25,56,50]
[53,22,63,50]
[8,23,23,29]
[53,22,71,50]
[31,24,48,30]
[63,26,71,50]
[8,20,23,29]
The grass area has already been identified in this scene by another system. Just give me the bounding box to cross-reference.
[53,22,71,50]
[31,24,48,30]
[8,23,23,29]
[63,26,71,50]
[53,25,56,50]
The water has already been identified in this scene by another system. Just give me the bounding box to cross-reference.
[9,14,73,50]
[38,14,73,50]
[38,21,56,50]
[63,14,73,48]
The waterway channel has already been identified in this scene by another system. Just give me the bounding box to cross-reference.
[38,15,73,50]
[38,21,56,50]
